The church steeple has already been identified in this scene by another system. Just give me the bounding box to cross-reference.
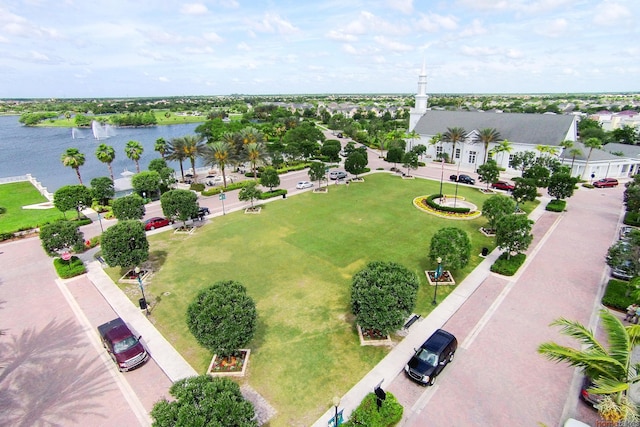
[409,57,429,131]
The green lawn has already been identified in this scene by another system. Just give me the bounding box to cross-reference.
[109,173,536,426]
[0,181,70,234]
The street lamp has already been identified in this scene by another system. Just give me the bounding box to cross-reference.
[432,257,442,306]
[332,396,341,427]
[134,266,150,315]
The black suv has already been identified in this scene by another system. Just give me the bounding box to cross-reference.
[450,174,475,185]
[191,206,210,220]
[405,329,457,386]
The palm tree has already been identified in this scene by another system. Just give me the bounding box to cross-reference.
[559,140,574,162]
[429,132,443,160]
[405,129,420,151]
[154,137,168,159]
[181,135,207,180]
[167,137,187,181]
[492,139,513,168]
[536,144,560,158]
[442,127,467,164]
[478,128,501,164]
[124,140,144,173]
[95,143,116,182]
[60,148,85,185]
[239,127,264,146]
[244,142,267,181]
[581,137,603,180]
[203,141,233,188]
[569,147,583,173]
[538,309,640,422]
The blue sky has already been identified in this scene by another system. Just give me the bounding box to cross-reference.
[1,0,638,98]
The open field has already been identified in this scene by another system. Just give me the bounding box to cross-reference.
[108,173,536,426]
[0,181,71,234]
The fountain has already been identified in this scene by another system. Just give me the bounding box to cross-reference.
[92,120,116,140]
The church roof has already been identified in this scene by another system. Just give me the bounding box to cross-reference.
[414,110,576,147]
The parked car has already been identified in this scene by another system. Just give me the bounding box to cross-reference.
[98,318,149,372]
[144,217,172,231]
[329,170,347,180]
[611,260,634,281]
[337,133,344,138]
[404,329,457,386]
[296,181,313,189]
[580,377,603,408]
[491,180,515,191]
[191,206,210,220]
[450,174,476,185]
[205,176,224,186]
[593,178,619,188]
[620,226,636,240]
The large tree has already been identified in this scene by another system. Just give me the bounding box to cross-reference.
[386,146,404,170]
[202,140,233,188]
[180,135,207,179]
[308,161,326,188]
[547,172,578,200]
[244,142,267,181]
[442,127,467,164]
[95,143,116,182]
[538,309,640,422]
[478,128,501,164]
[495,214,534,259]
[477,160,500,190]
[581,137,603,180]
[160,189,198,226]
[39,221,84,256]
[90,176,115,206]
[151,375,257,427]
[238,182,262,209]
[60,148,85,185]
[125,140,144,173]
[401,151,419,177]
[131,171,161,200]
[53,184,92,219]
[154,137,168,159]
[429,227,471,271]
[482,195,516,232]
[186,280,257,357]
[259,166,280,191]
[101,220,149,269]
[350,261,419,335]
[511,177,538,210]
[345,150,368,179]
[166,137,187,182]
[111,194,145,220]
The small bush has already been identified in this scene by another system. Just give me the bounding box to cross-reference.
[582,183,595,189]
[602,279,637,311]
[624,211,640,227]
[190,183,205,192]
[343,392,403,427]
[0,232,14,241]
[276,163,311,174]
[53,256,86,279]
[245,172,260,178]
[201,181,252,196]
[0,206,6,214]
[259,189,287,199]
[490,252,526,276]
[545,199,566,212]
[376,167,384,170]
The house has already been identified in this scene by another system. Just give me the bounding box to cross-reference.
[408,60,640,179]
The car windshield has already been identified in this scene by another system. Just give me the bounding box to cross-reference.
[113,336,139,353]
[416,349,438,366]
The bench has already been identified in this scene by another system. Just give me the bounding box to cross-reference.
[403,314,421,329]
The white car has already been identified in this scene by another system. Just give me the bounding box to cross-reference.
[296,181,313,189]
[205,176,224,186]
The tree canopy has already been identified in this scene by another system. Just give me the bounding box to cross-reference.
[495,214,534,259]
[101,220,149,268]
[112,194,145,220]
[429,227,471,271]
[345,150,368,178]
[259,166,280,191]
[547,172,578,200]
[39,221,84,256]
[161,189,199,225]
[53,185,92,219]
[482,195,516,232]
[238,182,262,209]
[90,177,115,206]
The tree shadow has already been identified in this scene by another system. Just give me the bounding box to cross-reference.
[0,319,114,426]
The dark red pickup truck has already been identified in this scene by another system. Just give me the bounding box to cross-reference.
[98,318,149,372]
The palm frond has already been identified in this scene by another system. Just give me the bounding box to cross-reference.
[549,317,607,354]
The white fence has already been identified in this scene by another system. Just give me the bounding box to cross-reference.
[0,174,53,202]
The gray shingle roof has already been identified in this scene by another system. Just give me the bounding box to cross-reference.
[414,110,575,147]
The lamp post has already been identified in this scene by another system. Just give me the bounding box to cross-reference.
[438,158,444,198]
[432,257,442,306]
[134,266,150,315]
[332,396,341,427]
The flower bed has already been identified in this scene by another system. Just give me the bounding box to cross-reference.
[356,325,393,347]
[425,270,456,286]
[244,207,262,214]
[208,349,251,377]
[119,269,151,284]
[412,196,482,220]
[174,225,196,234]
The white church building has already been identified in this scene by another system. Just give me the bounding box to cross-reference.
[407,62,640,180]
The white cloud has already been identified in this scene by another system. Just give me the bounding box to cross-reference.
[203,32,224,43]
[180,3,209,15]
[538,18,568,37]
[158,76,170,82]
[459,19,487,37]
[326,30,358,42]
[593,1,632,26]
[374,36,413,52]
[415,13,458,33]
[386,0,413,14]
[254,13,300,34]
[342,44,358,55]
[237,42,251,51]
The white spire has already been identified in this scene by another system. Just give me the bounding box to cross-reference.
[409,57,429,131]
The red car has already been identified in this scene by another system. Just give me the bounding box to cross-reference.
[593,178,618,188]
[144,217,172,231]
[491,180,515,191]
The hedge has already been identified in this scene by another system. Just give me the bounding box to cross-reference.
[545,199,566,212]
[490,252,526,276]
[342,392,403,427]
[53,256,87,279]
[602,278,637,311]
[201,181,252,196]
[259,189,287,200]
[425,194,471,214]
[624,211,640,227]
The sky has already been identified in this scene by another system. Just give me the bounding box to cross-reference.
[1,0,639,98]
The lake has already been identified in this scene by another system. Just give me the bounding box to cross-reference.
[0,115,202,192]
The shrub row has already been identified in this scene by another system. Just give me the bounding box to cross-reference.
[545,199,566,212]
[624,211,640,227]
[190,183,205,192]
[343,392,403,427]
[53,256,87,279]
[425,194,471,214]
[201,181,252,196]
[259,189,287,200]
[490,252,526,276]
[602,278,636,311]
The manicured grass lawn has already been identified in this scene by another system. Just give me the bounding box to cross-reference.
[0,181,70,233]
[109,173,537,426]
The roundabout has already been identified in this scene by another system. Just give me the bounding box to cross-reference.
[412,195,482,220]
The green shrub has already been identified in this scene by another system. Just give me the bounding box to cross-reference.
[0,232,14,241]
[201,181,252,196]
[624,211,640,227]
[0,206,6,214]
[343,392,403,427]
[53,256,86,279]
[190,183,205,192]
[259,189,287,199]
[582,183,594,189]
[245,172,259,178]
[545,199,566,212]
[418,162,426,167]
[426,194,470,214]
[376,167,384,170]
[276,163,311,174]
[602,278,637,311]
[490,252,526,276]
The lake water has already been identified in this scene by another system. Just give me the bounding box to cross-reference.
[0,115,201,192]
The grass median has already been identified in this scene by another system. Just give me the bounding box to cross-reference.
[0,181,70,234]
[110,173,536,426]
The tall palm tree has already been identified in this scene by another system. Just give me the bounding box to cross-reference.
[405,129,420,151]
[154,137,168,159]
[582,137,603,179]
[181,135,207,180]
[429,132,443,160]
[60,148,85,185]
[569,147,583,173]
[442,127,466,164]
[244,142,267,181]
[167,137,187,181]
[203,141,233,188]
[559,140,574,162]
[536,144,560,158]
[492,139,513,167]
[239,127,264,146]
[95,143,116,182]
[478,128,501,164]
[538,309,640,421]
[124,140,144,173]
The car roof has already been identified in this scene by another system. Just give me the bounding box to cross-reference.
[422,329,456,351]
